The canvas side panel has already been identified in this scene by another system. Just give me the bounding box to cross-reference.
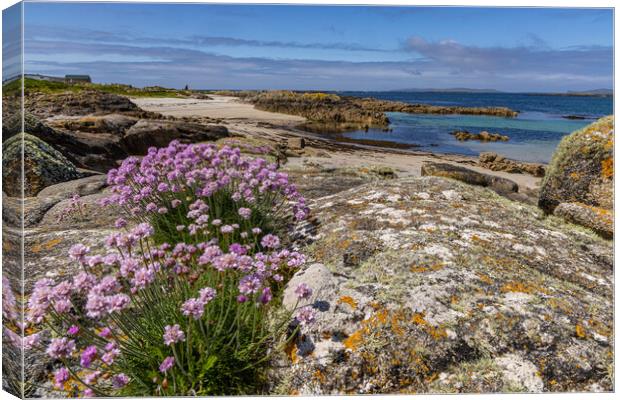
[2,2,25,399]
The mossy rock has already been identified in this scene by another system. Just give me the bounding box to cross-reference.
[539,116,613,213]
[2,133,82,197]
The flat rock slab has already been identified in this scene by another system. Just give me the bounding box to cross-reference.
[421,161,518,193]
[273,176,612,394]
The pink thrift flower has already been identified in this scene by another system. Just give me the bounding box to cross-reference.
[159,356,175,373]
[260,234,280,249]
[163,324,185,346]
[295,283,313,300]
[80,345,98,368]
[181,298,205,320]
[67,325,79,336]
[98,327,112,338]
[296,306,316,326]
[238,207,252,220]
[46,337,76,359]
[112,373,129,388]
[53,367,70,389]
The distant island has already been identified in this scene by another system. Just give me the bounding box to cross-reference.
[394,87,503,93]
[391,87,612,97]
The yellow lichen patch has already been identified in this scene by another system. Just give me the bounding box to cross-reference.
[575,323,587,339]
[338,295,358,310]
[500,281,536,294]
[3,240,12,252]
[32,237,63,253]
[601,157,614,179]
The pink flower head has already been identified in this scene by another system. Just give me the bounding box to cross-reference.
[23,333,41,349]
[198,287,216,304]
[181,298,205,320]
[53,367,70,389]
[296,306,316,326]
[69,244,90,262]
[46,337,76,359]
[98,327,112,338]
[261,234,280,249]
[67,325,80,336]
[80,345,98,368]
[163,324,185,346]
[159,356,175,373]
[295,283,313,300]
[259,287,273,304]
[112,373,129,389]
[238,207,252,220]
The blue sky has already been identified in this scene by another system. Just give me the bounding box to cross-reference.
[7,2,614,91]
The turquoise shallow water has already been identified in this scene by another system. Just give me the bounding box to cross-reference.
[339,92,612,163]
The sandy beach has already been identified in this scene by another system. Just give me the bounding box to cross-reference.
[132,95,306,122]
[132,95,542,191]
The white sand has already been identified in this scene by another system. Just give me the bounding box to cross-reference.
[131,95,306,122]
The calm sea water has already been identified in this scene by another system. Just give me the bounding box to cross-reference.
[338,91,613,163]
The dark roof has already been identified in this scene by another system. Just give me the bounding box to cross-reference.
[65,74,91,79]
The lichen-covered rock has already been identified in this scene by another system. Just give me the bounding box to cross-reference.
[539,116,613,213]
[553,202,613,239]
[2,133,84,196]
[273,176,612,394]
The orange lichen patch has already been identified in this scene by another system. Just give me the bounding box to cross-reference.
[410,262,444,273]
[601,157,614,179]
[428,326,448,340]
[338,295,358,310]
[285,341,299,363]
[343,329,364,351]
[32,237,63,253]
[450,295,459,304]
[500,281,536,294]
[375,309,389,324]
[390,310,407,336]
[411,312,428,326]
[313,369,326,384]
[569,171,582,181]
[575,323,587,339]
[477,273,493,285]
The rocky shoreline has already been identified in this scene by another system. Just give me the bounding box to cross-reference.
[221,90,518,132]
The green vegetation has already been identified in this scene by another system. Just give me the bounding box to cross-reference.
[2,77,191,98]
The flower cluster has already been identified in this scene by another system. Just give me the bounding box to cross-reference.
[103,141,309,224]
[26,143,314,396]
